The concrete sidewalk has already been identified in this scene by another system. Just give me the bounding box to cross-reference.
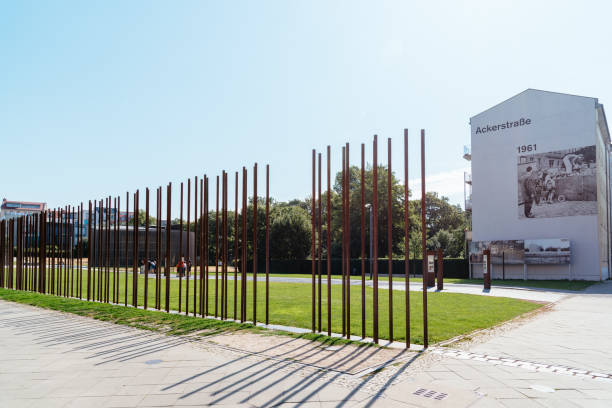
[1,282,612,407]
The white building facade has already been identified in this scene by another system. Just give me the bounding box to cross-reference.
[469,89,610,281]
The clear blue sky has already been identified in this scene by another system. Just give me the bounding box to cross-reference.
[2,1,610,216]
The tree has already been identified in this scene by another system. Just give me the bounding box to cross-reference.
[411,192,466,240]
[137,209,156,226]
[270,206,312,259]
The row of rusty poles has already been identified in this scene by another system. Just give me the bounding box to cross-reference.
[311,130,428,348]
[0,165,271,325]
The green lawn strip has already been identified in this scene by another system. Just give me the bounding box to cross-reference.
[0,287,368,348]
[3,268,542,345]
[259,273,596,291]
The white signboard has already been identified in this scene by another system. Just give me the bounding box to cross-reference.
[427,255,435,273]
[483,253,488,275]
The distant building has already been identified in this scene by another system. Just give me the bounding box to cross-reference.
[0,199,47,221]
[467,89,610,281]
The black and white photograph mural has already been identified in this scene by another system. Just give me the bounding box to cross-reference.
[517,145,597,219]
[490,240,525,264]
[524,239,571,264]
[469,241,490,263]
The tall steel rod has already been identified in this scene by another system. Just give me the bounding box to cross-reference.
[421,129,428,349]
[87,203,91,300]
[133,190,139,307]
[165,183,172,312]
[156,188,161,309]
[346,142,351,339]
[252,163,258,324]
[373,135,379,344]
[186,178,190,315]
[114,198,118,303]
[404,129,410,348]
[234,172,239,320]
[179,182,184,313]
[223,171,229,319]
[341,147,346,336]
[1,221,4,289]
[194,176,198,316]
[145,188,150,309]
[125,193,129,306]
[204,176,209,316]
[106,198,111,302]
[387,138,393,342]
[265,165,270,325]
[361,143,366,339]
[317,153,322,332]
[215,175,219,318]
[311,150,316,332]
[326,146,331,336]
[98,201,103,300]
[241,168,247,322]
[219,170,227,319]
[200,177,205,316]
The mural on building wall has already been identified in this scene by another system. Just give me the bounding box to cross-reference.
[469,241,489,263]
[517,145,597,219]
[490,240,525,264]
[524,238,571,264]
[470,239,570,265]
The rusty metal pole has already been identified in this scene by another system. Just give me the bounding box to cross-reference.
[341,147,346,336]
[98,201,103,300]
[437,248,443,290]
[156,188,161,309]
[186,179,190,315]
[317,153,322,332]
[252,163,258,325]
[179,182,184,313]
[361,143,366,339]
[346,143,351,339]
[145,188,150,309]
[326,146,332,336]
[241,168,247,322]
[165,183,171,312]
[87,203,91,300]
[125,192,129,306]
[0,221,3,289]
[106,199,110,302]
[204,176,210,316]
[215,175,219,318]
[421,129,428,349]
[194,176,198,316]
[265,165,270,325]
[224,171,229,319]
[201,177,205,316]
[404,129,410,347]
[373,135,379,344]
[61,208,65,296]
[0,220,4,289]
[234,172,239,320]
[387,138,393,343]
[220,172,226,319]
[133,190,139,307]
[311,150,316,333]
[483,249,491,290]
[43,213,46,293]
[114,198,118,302]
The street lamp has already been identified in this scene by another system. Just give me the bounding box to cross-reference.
[365,203,373,280]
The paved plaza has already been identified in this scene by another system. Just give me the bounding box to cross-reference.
[1,282,612,407]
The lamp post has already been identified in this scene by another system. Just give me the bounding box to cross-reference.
[365,203,373,279]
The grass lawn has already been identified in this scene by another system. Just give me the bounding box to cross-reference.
[260,273,597,291]
[1,267,542,345]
